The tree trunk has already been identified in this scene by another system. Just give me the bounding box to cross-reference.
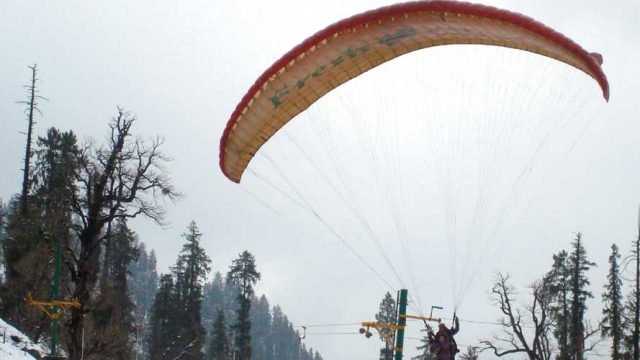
[634,230,640,360]
[67,224,102,360]
[20,64,38,216]
[572,242,582,360]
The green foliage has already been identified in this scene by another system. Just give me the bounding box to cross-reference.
[129,244,158,315]
[208,310,231,360]
[413,325,436,360]
[172,221,212,359]
[228,250,261,360]
[147,222,212,360]
[203,272,229,322]
[175,222,212,299]
[0,199,6,235]
[32,128,79,212]
[544,250,571,360]
[1,128,80,345]
[149,274,178,360]
[128,243,158,358]
[568,233,595,360]
[544,234,596,360]
[91,219,139,359]
[602,244,625,359]
[625,288,640,359]
[375,292,396,360]
[624,233,640,360]
[250,294,272,360]
[228,250,261,298]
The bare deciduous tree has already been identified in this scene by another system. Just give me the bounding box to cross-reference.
[480,273,554,360]
[65,109,179,360]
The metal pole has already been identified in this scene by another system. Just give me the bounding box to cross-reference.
[394,289,408,360]
[50,233,62,356]
[81,313,85,360]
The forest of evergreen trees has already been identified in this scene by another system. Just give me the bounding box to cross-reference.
[0,66,324,360]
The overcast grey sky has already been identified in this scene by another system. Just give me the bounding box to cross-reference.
[1,0,639,359]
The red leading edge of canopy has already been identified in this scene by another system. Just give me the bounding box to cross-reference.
[219,0,610,183]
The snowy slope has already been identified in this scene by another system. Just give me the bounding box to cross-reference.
[0,319,46,360]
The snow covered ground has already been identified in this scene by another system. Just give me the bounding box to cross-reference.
[0,319,46,360]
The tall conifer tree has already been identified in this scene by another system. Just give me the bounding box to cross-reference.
[173,221,211,359]
[91,219,139,358]
[251,294,272,360]
[228,250,261,360]
[603,244,624,359]
[149,274,177,360]
[375,292,396,360]
[624,217,640,360]
[568,233,595,360]
[208,310,231,360]
[129,243,158,317]
[2,128,79,342]
[128,242,158,360]
[544,250,571,360]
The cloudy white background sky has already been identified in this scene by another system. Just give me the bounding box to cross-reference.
[1,0,639,359]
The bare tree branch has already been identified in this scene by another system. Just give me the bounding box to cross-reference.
[479,273,554,360]
[66,109,180,360]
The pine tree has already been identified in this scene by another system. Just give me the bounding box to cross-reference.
[32,128,79,213]
[128,243,158,360]
[1,128,79,343]
[130,245,159,314]
[109,220,139,296]
[0,199,6,242]
[149,274,177,360]
[305,346,314,360]
[202,272,225,324]
[228,250,261,360]
[251,294,272,360]
[208,310,231,360]
[0,200,6,271]
[413,325,436,360]
[544,250,571,360]
[271,305,291,359]
[172,221,212,359]
[625,217,640,360]
[91,219,139,359]
[626,288,640,360]
[375,292,396,360]
[602,244,624,359]
[568,233,595,360]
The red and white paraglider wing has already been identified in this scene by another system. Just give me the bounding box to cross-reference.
[219,0,609,183]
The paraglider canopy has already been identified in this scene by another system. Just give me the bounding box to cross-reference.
[219,0,609,183]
